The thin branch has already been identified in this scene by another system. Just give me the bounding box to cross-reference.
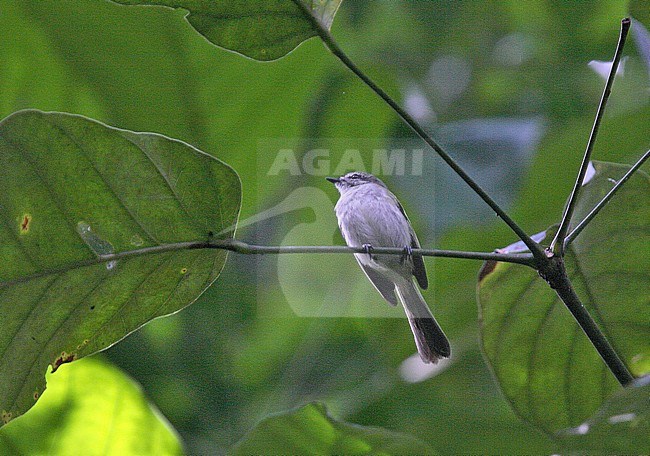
[550,18,631,256]
[203,239,536,265]
[290,0,547,263]
[565,149,650,247]
[544,257,634,385]
[0,239,535,288]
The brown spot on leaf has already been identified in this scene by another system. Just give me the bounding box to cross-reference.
[20,214,32,233]
[478,260,498,283]
[2,410,12,424]
[76,339,90,351]
[33,391,39,401]
[51,352,76,373]
[180,267,188,274]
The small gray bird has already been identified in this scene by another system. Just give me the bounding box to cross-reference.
[327,171,450,363]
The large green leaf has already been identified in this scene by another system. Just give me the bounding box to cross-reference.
[478,160,650,433]
[231,402,435,455]
[0,110,241,425]
[110,0,342,61]
[0,357,184,455]
[556,375,650,455]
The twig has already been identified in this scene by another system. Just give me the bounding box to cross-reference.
[200,240,535,265]
[0,240,535,288]
[290,0,547,263]
[565,149,650,246]
[550,18,631,256]
[540,256,634,385]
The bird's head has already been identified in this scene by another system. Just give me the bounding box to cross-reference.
[326,171,386,193]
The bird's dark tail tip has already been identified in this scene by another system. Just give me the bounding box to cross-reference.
[395,282,451,364]
[411,317,451,364]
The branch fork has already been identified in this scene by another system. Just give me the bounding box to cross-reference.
[290,10,639,386]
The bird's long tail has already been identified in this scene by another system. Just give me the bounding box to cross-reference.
[395,280,450,364]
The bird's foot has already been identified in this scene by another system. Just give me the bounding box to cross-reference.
[401,245,413,265]
[362,243,374,261]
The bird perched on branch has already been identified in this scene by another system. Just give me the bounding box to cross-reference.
[327,171,450,363]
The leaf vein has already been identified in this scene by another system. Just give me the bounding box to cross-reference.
[49,120,161,245]
[9,268,110,412]
[0,133,97,259]
[0,275,60,363]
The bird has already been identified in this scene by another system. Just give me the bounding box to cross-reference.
[327,171,450,363]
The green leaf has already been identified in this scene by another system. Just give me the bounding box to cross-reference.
[478,160,650,433]
[230,402,436,455]
[556,375,650,455]
[110,0,343,61]
[0,110,241,425]
[630,0,650,25]
[0,357,184,455]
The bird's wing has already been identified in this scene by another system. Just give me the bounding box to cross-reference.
[396,200,428,290]
[357,260,399,306]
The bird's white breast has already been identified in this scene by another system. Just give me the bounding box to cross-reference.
[334,184,411,250]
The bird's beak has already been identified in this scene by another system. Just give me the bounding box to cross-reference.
[326,177,340,184]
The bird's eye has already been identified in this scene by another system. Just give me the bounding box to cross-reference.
[349,173,361,179]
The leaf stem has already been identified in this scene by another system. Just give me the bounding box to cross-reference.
[541,257,634,385]
[291,0,546,263]
[550,18,631,256]
[565,149,650,247]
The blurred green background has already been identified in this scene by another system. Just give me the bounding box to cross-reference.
[1,0,648,454]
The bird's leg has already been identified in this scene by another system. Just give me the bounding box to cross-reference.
[401,245,413,265]
[362,243,374,261]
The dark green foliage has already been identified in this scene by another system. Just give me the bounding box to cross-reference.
[231,402,435,455]
[111,0,342,61]
[0,110,240,423]
[479,162,649,433]
[1,1,648,454]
